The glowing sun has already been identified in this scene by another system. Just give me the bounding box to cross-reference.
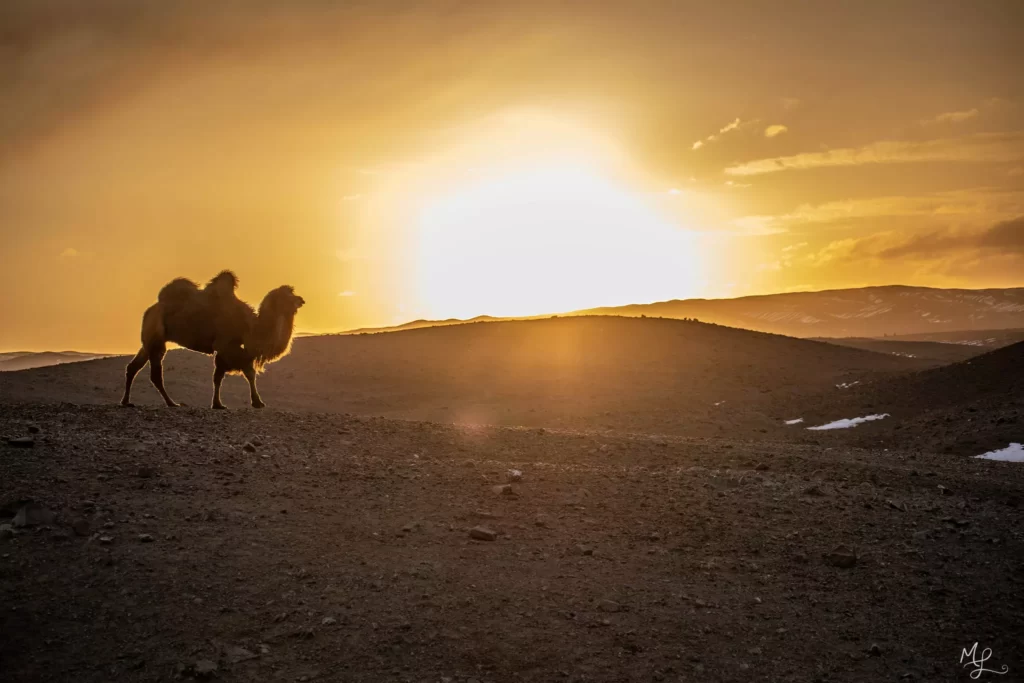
[415,163,704,319]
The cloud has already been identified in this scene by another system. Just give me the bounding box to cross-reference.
[59,247,78,258]
[337,290,357,297]
[725,132,1024,176]
[691,117,754,150]
[764,124,788,138]
[920,108,979,125]
[734,188,1024,233]
[805,216,1024,267]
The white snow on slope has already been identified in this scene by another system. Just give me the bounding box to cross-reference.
[784,418,804,425]
[807,414,889,431]
[975,443,1024,462]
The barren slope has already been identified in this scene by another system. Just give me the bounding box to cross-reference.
[0,317,923,438]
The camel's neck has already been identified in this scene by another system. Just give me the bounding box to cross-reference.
[250,310,296,366]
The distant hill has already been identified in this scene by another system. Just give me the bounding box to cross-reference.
[335,286,1024,340]
[0,316,925,438]
[797,341,1024,455]
[0,351,110,372]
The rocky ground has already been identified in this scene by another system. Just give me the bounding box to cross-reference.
[3,403,1023,682]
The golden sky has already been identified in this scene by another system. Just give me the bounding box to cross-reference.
[2,0,1023,352]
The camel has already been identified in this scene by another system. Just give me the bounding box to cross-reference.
[120,271,304,409]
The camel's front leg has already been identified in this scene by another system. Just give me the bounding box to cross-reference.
[241,363,266,409]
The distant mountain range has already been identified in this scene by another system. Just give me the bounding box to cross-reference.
[0,351,111,372]
[341,285,1024,339]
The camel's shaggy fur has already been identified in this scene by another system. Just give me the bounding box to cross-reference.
[120,271,304,409]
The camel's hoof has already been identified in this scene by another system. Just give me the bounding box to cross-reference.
[119,401,135,408]
[165,403,180,408]
[212,404,228,411]
[252,402,266,410]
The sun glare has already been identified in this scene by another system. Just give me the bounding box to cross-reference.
[415,164,704,319]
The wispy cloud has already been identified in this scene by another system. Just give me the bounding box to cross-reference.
[764,124,788,138]
[692,117,753,150]
[59,247,78,258]
[337,290,357,297]
[725,132,1024,176]
[733,188,1024,232]
[920,108,979,125]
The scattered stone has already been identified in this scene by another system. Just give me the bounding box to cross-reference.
[12,502,56,528]
[321,616,337,626]
[225,646,256,664]
[937,485,952,495]
[242,442,257,453]
[826,545,857,569]
[755,463,769,471]
[802,484,823,496]
[27,425,41,434]
[98,535,115,545]
[7,436,34,448]
[193,659,218,678]
[250,437,263,447]
[492,484,514,496]
[70,519,91,536]
[138,534,155,543]
[469,526,497,541]
[868,643,882,657]
[136,466,155,479]
[401,523,416,533]
[507,469,523,482]
[648,532,662,542]
[887,499,908,513]
[471,510,500,520]
[257,644,270,655]
[578,545,594,556]
[0,523,15,541]
[534,517,549,528]
[598,599,622,612]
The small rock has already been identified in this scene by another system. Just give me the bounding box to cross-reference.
[257,644,270,655]
[12,502,56,528]
[72,518,92,536]
[136,466,155,479]
[492,484,514,496]
[242,442,257,453]
[868,643,882,657]
[321,616,337,626]
[937,485,952,495]
[755,463,769,471]
[802,484,823,496]
[98,535,114,545]
[7,436,34,448]
[138,534,155,543]
[225,646,256,664]
[27,425,41,434]
[826,545,857,569]
[598,599,622,612]
[507,469,523,482]
[578,545,594,556]
[250,437,263,447]
[401,523,416,533]
[0,524,14,541]
[648,532,662,542]
[534,517,549,528]
[469,526,497,541]
[193,659,218,677]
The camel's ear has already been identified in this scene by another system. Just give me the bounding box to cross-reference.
[295,295,305,309]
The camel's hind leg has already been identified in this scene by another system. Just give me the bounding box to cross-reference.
[148,344,178,407]
[211,355,228,410]
[120,347,150,407]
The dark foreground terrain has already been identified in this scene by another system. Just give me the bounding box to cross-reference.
[3,404,1023,682]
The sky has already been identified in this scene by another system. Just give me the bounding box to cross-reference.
[1,0,1023,352]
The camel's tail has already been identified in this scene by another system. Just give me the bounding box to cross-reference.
[140,303,165,346]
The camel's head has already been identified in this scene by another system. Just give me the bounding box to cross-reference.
[260,285,305,318]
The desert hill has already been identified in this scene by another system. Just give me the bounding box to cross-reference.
[0,316,923,438]
[808,338,985,365]
[796,341,1024,455]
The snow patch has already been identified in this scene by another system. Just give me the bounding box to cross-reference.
[784,418,804,425]
[807,414,889,431]
[974,443,1024,462]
